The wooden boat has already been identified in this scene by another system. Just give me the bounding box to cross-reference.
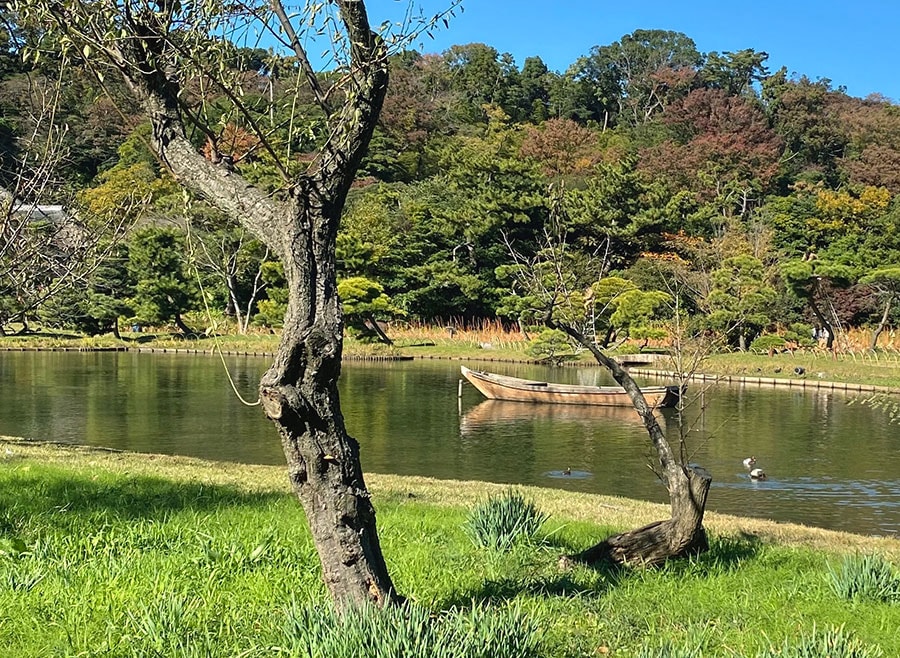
[460,365,680,408]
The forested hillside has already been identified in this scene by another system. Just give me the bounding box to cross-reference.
[3,16,900,351]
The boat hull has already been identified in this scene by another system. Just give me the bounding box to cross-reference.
[460,366,679,408]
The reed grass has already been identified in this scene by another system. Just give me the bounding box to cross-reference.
[464,490,549,550]
[827,553,900,603]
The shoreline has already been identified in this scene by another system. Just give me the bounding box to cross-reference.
[3,435,898,556]
[5,344,900,394]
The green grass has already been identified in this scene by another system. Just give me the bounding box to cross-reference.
[2,449,900,657]
[699,352,900,388]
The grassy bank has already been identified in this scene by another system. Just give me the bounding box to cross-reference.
[2,439,900,657]
[7,325,900,390]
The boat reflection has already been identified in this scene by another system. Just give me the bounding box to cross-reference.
[460,399,646,436]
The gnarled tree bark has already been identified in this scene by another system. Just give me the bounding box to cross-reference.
[37,0,400,607]
[551,320,712,567]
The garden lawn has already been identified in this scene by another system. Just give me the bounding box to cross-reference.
[2,440,900,657]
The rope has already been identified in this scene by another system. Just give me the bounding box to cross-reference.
[183,195,261,407]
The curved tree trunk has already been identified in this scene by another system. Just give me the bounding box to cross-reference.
[173,313,195,336]
[365,314,394,345]
[84,0,398,608]
[807,282,836,350]
[552,320,711,566]
[564,467,710,566]
[259,193,398,606]
[870,296,892,351]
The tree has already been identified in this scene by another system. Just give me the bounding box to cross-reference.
[515,56,552,122]
[829,94,900,194]
[762,71,848,185]
[583,29,702,127]
[562,156,673,267]
[19,0,458,607]
[705,254,777,350]
[507,195,711,567]
[781,258,855,350]
[859,268,900,350]
[127,226,199,334]
[547,62,608,124]
[441,43,518,125]
[699,48,769,97]
[518,118,601,181]
[337,276,403,344]
[1,87,132,334]
[525,328,578,365]
[640,89,783,221]
[39,243,133,336]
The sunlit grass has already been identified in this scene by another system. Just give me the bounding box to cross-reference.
[2,440,900,657]
[697,351,900,388]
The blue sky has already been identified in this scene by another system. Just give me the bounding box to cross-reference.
[369,0,900,102]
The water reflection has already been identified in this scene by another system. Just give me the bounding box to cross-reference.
[460,399,644,434]
[1,351,899,536]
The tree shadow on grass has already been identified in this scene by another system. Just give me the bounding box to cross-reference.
[0,467,289,527]
[439,535,631,609]
[0,331,82,340]
[440,569,618,609]
[439,532,765,609]
[663,532,765,576]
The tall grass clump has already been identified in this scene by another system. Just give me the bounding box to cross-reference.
[464,490,548,550]
[278,600,542,658]
[758,625,883,658]
[827,553,900,603]
[635,640,704,657]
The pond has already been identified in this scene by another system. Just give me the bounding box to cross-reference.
[1,351,898,537]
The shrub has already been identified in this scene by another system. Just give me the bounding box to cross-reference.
[279,600,542,658]
[758,624,883,658]
[827,553,900,603]
[464,490,548,550]
[784,322,816,348]
[525,329,578,365]
[749,334,787,355]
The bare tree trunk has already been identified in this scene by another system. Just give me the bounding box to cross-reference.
[259,199,398,606]
[518,314,531,341]
[565,470,710,566]
[808,283,836,350]
[601,325,615,349]
[365,314,394,345]
[871,296,892,351]
[173,313,195,336]
[552,320,711,566]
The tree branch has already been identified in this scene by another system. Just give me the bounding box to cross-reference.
[269,0,332,113]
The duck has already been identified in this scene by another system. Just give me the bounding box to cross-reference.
[743,456,757,468]
[563,467,572,476]
[749,468,767,480]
